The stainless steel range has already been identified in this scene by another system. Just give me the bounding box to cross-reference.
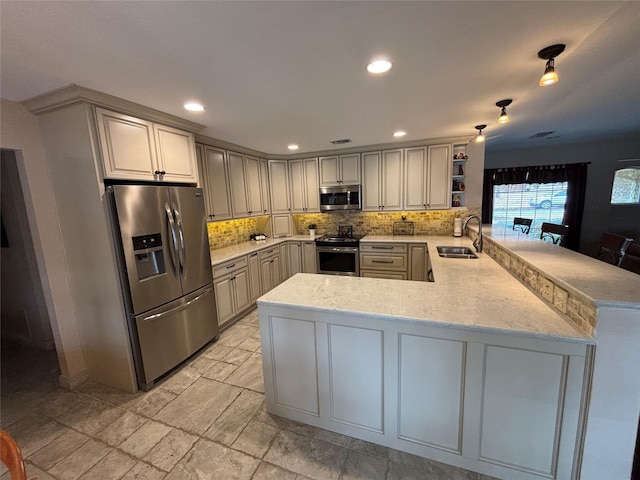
[315,225,363,276]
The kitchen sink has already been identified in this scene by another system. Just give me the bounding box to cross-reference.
[436,246,478,259]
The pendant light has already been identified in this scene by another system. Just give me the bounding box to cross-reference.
[538,44,565,86]
[475,125,487,143]
[496,99,512,124]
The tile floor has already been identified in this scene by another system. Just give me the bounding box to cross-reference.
[1,308,498,480]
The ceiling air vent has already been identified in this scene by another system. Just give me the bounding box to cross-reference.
[330,139,352,145]
[529,131,556,139]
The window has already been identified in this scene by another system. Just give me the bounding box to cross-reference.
[611,167,640,204]
[492,182,568,236]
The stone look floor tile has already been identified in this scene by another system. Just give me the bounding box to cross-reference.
[77,448,137,480]
[158,365,201,395]
[154,377,242,435]
[224,353,264,393]
[28,428,90,471]
[222,348,252,365]
[55,395,124,436]
[201,342,234,361]
[232,419,280,458]
[22,462,57,480]
[251,461,299,480]
[118,421,172,458]
[387,450,479,480]
[348,437,391,459]
[125,388,177,417]
[204,389,263,445]
[188,355,217,375]
[237,337,261,352]
[165,438,260,480]
[143,428,199,472]
[219,325,259,347]
[6,414,67,458]
[264,430,348,480]
[120,461,166,480]
[342,449,388,480]
[202,360,238,382]
[48,438,111,480]
[95,410,148,447]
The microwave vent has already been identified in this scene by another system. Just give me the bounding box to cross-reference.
[330,139,352,144]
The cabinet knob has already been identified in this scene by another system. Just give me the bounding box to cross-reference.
[154,170,166,176]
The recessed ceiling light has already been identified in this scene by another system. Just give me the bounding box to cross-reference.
[366,60,392,74]
[393,131,406,138]
[288,144,299,151]
[184,102,205,112]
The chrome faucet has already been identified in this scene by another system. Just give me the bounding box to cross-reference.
[463,215,483,253]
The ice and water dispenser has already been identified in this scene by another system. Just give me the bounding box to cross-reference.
[132,233,166,280]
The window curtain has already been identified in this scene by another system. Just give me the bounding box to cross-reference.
[482,163,588,250]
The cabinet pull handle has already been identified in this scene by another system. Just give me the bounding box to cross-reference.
[250,253,258,257]
[372,246,393,250]
[226,263,236,269]
[372,259,394,264]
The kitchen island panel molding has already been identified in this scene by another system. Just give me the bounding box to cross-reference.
[258,294,589,480]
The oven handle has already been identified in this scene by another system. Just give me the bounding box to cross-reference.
[317,246,359,253]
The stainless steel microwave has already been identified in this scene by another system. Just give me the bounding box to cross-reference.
[319,185,361,212]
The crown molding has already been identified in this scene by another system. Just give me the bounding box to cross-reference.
[21,84,206,133]
[195,133,267,158]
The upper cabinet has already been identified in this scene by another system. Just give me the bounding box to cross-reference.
[319,154,361,186]
[196,144,233,221]
[404,144,452,210]
[95,108,198,183]
[451,143,468,208]
[228,151,266,218]
[290,158,320,213]
[362,149,403,212]
[269,160,292,214]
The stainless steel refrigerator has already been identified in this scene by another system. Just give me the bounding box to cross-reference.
[107,184,219,390]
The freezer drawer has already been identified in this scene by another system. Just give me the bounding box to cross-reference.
[133,284,218,388]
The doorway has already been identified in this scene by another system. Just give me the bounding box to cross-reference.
[1,149,59,394]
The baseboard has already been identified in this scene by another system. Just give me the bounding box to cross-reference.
[59,370,90,390]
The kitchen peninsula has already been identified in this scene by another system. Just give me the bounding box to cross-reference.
[257,234,640,480]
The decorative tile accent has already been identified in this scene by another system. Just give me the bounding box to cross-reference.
[482,235,596,337]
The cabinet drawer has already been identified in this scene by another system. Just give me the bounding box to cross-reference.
[213,256,248,279]
[259,246,280,261]
[360,243,407,254]
[360,270,407,280]
[360,253,407,271]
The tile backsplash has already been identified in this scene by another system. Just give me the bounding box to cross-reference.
[207,216,266,250]
[293,209,480,237]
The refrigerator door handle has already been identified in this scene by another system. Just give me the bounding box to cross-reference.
[164,203,179,273]
[173,203,186,276]
[141,287,212,322]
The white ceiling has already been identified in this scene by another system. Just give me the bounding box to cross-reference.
[1,1,639,155]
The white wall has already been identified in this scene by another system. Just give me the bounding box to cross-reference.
[0,98,88,387]
[485,133,640,255]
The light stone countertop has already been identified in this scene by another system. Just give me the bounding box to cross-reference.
[258,233,594,343]
[482,225,640,309]
[210,235,321,266]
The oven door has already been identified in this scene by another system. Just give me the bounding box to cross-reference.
[317,246,359,276]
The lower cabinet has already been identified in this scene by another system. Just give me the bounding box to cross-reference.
[212,257,251,328]
[279,243,290,281]
[260,247,282,293]
[247,252,261,304]
[360,243,408,280]
[302,241,317,273]
[259,305,590,480]
[408,244,427,281]
[288,241,302,276]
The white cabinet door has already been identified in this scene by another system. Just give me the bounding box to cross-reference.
[362,151,382,212]
[409,245,427,281]
[245,155,263,215]
[339,154,361,185]
[279,243,289,280]
[228,151,249,218]
[302,241,317,273]
[404,147,427,211]
[288,241,302,275]
[319,156,340,186]
[213,274,235,326]
[198,145,232,221]
[261,257,275,293]
[303,158,320,212]
[248,252,261,303]
[289,159,305,213]
[381,149,403,211]
[272,214,292,238]
[153,124,198,183]
[233,268,252,313]
[269,160,291,214]
[96,108,157,181]
[260,159,271,215]
[426,144,452,209]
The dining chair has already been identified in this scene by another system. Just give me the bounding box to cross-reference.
[0,430,27,480]
[596,232,633,266]
[539,223,569,245]
[512,217,532,234]
[618,240,639,273]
